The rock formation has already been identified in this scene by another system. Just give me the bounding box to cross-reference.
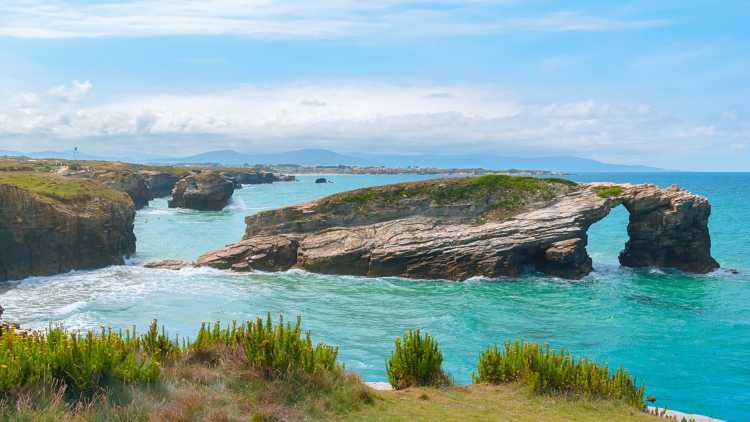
[140,171,183,198]
[197,176,718,280]
[0,175,136,282]
[168,172,235,211]
[315,178,329,184]
[94,171,152,209]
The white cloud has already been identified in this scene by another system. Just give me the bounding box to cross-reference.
[0,80,741,158]
[48,80,93,102]
[0,1,669,39]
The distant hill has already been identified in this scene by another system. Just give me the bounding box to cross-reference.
[2,148,663,172]
[161,149,662,172]
[172,149,365,166]
[0,149,104,161]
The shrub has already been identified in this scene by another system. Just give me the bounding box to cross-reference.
[386,329,449,389]
[191,314,340,379]
[472,340,644,408]
[0,325,161,395]
[592,185,625,198]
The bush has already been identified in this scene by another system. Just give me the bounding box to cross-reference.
[472,340,644,408]
[191,314,340,379]
[0,325,161,395]
[386,329,449,389]
[592,185,625,198]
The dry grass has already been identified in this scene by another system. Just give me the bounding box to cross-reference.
[339,384,662,422]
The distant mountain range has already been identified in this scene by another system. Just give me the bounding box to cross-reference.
[160,149,662,173]
[1,148,663,173]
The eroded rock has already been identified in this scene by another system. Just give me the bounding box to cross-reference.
[168,172,235,211]
[197,177,719,281]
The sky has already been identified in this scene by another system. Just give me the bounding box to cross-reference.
[0,0,748,170]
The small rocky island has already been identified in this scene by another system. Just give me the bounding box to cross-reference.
[194,176,719,280]
[168,171,236,211]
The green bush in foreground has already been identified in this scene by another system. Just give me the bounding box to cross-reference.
[193,315,340,378]
[386,329,450,389]
[0,315,340,397]
[0,323,161,395]
[473,340,645,408]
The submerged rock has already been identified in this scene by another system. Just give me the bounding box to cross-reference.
[143,259,195,270]
[168,172,235,211]
[198,176,719,281]
[0,175,136,281]
[315,178,329,184]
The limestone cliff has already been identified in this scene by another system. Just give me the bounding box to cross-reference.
[197,176,718,280]
[0,174,136,282]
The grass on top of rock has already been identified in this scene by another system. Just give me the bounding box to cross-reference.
[473,340,645,409]
[0,173,131,204]
[592,185,625,198]
[340,175,578,209]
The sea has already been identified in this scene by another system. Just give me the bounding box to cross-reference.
[1,173,748,421]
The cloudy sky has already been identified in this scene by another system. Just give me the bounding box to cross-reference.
[0,0,748,170]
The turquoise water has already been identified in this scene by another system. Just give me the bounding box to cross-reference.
[1,173,748,421]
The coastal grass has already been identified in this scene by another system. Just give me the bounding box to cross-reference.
[340,174,578,210]
[340,384,660,422]
[473,340,645,409]
[0,318,667,421]
[592,185,625,198]
[386,330,450,390]
[0,173,129,204]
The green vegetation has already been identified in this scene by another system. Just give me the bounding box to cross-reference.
[0,319,667,421]
[592,185,625,198]
[339,175,579,213]
[0,173,129,204]
[191,315,340,378]
[343,384,660,422]
[386,329,450,390]
[473,340,645,409]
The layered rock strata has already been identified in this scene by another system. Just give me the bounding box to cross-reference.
[168,172,235,211]
[0,176,136,281]
[195,177,718,280]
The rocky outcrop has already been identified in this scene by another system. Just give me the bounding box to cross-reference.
[197,177,718,281]
[168,172,235,211]
[140,171,183,198]
[95,171,151,209]
[0,176,136,282]
[221,171,296,185]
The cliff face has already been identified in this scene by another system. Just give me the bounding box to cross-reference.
[168,172,235,211]
[198,177,718,281]
[95,171,152,209]
[140,171,182,198]
[0,176,136,282]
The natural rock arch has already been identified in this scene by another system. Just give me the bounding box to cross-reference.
[188,180,719,280]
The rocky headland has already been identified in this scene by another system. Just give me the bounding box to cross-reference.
[194,176,718,280]
[168,171,236,211]
[0,173,136,282]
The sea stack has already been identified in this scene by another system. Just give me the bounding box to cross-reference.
[168,172,235,211]
[198,176,718,280]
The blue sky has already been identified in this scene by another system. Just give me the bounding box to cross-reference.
[0,1,748,170]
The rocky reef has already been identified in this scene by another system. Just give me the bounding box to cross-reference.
[168,171,236,211]
[0,174,136,282]
[196,176,718,280]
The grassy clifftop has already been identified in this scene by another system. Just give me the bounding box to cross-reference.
[0,173,131,205]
